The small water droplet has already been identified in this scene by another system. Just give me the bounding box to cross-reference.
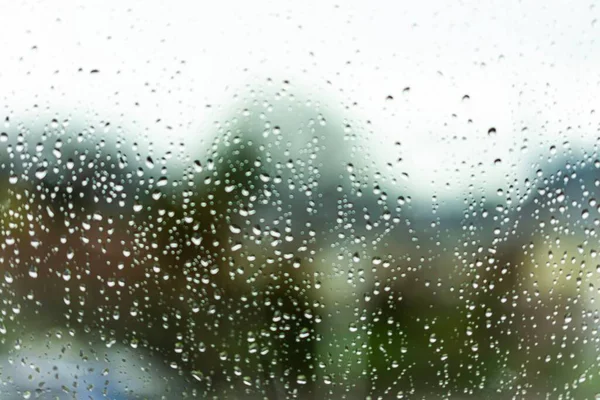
[156,176,168,187]
[35,167,48,180]
[582,209,590,219]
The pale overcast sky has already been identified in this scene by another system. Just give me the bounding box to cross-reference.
[1,0,599,202]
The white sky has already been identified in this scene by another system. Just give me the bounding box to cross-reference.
[1,0,600,202]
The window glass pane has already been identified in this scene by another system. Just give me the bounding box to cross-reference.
[1,1,599,399]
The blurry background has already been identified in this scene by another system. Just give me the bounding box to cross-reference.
[1,0,600,399]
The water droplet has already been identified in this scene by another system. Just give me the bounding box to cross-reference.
[35,167,48,179]
[156,176,168,187]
